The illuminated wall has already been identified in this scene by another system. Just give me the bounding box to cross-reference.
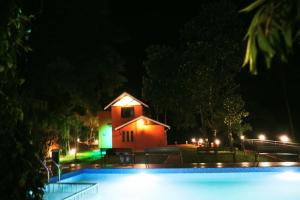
[98,124,112,149]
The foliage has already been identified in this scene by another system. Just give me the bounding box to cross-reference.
[224,95,251,146]
[143,0,250,143]
[78,110,100,143]
[25,49,126,153]
[0,2,45,199]
[241,0,300,74]
[143,45,183,122]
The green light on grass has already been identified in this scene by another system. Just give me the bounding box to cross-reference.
[98,124,112,149]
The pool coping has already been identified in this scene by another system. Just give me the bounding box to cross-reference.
[50,166,300,183]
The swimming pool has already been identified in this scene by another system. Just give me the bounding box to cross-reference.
[46,167,300,200]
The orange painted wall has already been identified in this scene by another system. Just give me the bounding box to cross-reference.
[98,111,111,126]
[111,105,143,128]
[112,121,167,151]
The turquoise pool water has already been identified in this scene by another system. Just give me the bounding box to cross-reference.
[49,167,300,200]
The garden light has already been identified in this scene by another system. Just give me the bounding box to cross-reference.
[214,139,220,146]
[240,135,245,140]
[191,138,196,143]
[198,138,203,144]
[258,134,266,140]
[279,135,289,143]
[69,148,76,155]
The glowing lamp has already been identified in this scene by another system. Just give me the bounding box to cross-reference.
[214,139,220,146]
[258,134,266,140]
[240,135,245,140]
[69,148,76,155]
[279,135,289,143]
[95,139,99,145]
[137,119,145,127]
[198,138,203,144]
[191,138,196,143]
[77,138,80,142]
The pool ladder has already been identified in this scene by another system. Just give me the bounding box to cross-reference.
[52,160,61,182]
[40,159,61,182]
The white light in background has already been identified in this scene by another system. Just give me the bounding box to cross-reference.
[279,135,289,143]
[69,148,76,155]
[281,162,295,167]
[259,162,271,167]
[258,134,266,140]
[214,139,220,146]
[191,138,196,143]
[198,138,203,144]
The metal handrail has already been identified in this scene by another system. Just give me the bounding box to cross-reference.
[40,160,50,183]
[63,183,100,200]
[45,182,95,193]
[52,160,61,182]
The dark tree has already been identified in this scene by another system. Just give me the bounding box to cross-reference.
[143,0,250,144]
[0,1,45,199]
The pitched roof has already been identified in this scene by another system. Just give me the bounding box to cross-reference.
[104,92,149,110]
[114,115,171,130]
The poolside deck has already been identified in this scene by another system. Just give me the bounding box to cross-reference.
[61,162,300,173]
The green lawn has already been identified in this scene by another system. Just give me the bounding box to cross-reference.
[60,150,102,164]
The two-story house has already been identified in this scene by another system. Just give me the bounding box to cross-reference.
[98,92,170,151]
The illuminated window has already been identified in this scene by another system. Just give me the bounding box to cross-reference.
[122,131,125,142]
[121,107,134,118]
[130,131,134,142]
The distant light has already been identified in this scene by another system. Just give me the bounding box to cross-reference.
[281,162,295,167]
[258,134,266,140]
[214,139,220,146]
[240,135,245,140]
[69,148,76,155]
[198,138,203,144]
[95,139,99,145]
[259,162,271,167]
[216,162,223,168]
[279,135,289,143]
[77,138,80,142]
[191,138,196,143]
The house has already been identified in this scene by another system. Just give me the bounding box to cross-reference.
[98,92,170,151]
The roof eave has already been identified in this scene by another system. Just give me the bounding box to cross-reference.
[104,92,149,110]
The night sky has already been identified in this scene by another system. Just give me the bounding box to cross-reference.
[24,0,300,141]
